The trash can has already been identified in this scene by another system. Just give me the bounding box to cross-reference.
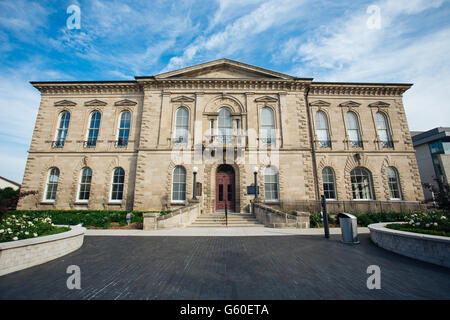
[337,213,359,244]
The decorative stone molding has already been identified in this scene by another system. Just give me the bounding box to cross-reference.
[339,101,361,108]
[369,101,390,108]
[54,100,77,107]
[309,100,331,107]
[310,83,412,96]
[204,94,244,113]
[114,99,137,106]
[254,96,278,103]
[171,95,195,103]
[84,99,107,107]
[31,82,141,95]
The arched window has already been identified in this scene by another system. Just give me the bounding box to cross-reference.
[264,166,279,201]
[86,111,101,147]
[117,111,131,147]
[78,167,92,201]
[322,167,336,199]
[44,167,60,201]
[172,166,186,202]
[375,112,393,148]
[345,112,362,148]
[54,111,70,148]
[350,167,374,200]
[261,107,275,146]
[110,167,125,201]
[218,108,233,144]
[174,107,189,145]
[387,167,402,200]
[315,111,331,148]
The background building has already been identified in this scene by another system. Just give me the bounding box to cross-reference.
[412,127,450,201]
[17,59,424,213]
[0,176,21,191]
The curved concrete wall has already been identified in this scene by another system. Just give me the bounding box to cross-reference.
[369,222,450,268]
[0,225,86,276]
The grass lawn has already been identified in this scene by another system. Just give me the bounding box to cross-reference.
[386,223,450,237]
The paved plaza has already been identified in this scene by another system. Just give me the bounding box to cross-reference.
[0,232,449,300]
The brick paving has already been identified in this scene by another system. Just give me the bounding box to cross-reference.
[0,234,449,299]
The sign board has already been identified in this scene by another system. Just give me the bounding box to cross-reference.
[247,186,259,195]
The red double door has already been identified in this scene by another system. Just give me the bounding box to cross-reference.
[215,171,235,212]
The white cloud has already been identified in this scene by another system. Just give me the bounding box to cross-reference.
[281,0,449,130]
[163,0,309,72]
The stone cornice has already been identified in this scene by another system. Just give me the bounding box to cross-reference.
[30,79,413,96]
[136,78,310,91]
[310,83,412,96]
[30,81,141,95]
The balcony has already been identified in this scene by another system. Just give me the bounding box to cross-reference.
[350,140,363,148]
[83,139,97,148]
[51,140,65,148]
[318,140,332,148]
[381,140,394,148]
[205,134,245,148]
[114,139,128,148]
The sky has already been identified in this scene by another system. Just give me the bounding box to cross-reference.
[0,0,449,183]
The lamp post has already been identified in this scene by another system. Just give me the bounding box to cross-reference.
[253,166,259,201]
[192,166,198,201]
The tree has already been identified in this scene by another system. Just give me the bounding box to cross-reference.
[0,188,37,221]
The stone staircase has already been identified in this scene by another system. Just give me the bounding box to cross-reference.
[188,213,264,228]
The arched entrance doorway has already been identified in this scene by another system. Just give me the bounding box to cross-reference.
[216,164,235,212]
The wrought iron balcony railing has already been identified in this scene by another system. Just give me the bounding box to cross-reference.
[51,140,65,148]
[350,140,363,148]
[381,140,394,148]
[114,139,128,148]
[318,140,332,148]
[84,139,97,148]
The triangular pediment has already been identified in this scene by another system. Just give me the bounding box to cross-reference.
[339,101,361,108]
[54,100,77,107]
[369,101,390,108]
[309,100,331,107]
[171,95,195,103]
[114,99,137,106]
[155,59,294,80]
[254,96,278,103]
[84,99,107,106]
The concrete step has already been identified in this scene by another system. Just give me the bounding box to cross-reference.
[189,213,264,228]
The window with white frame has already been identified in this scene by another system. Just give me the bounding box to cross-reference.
[172,166,186,202]
[218,108,233,144]
[174,107,189,145]
[375,112,393,148]
[54,111,70,148]
[110,167,125,201]
[117,111,131,147]
[322,167,336,199]
[350,167,373,200]
[315,111,331,148]
[345,111,362,148]
[86,111,101,147]
[44,167,60,201]
[264,166,279,201]
[387,167,402,200]
[78,167,92,201]
[261,107,275,146]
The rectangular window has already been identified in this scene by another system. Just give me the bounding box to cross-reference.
[227,184,232,201]
[219,184,223,201]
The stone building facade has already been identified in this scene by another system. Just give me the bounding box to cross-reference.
[17,59,424,213]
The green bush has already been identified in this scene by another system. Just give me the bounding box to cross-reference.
[0,214,70,243]
[8,210,161,228]
[309,211,423,228]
